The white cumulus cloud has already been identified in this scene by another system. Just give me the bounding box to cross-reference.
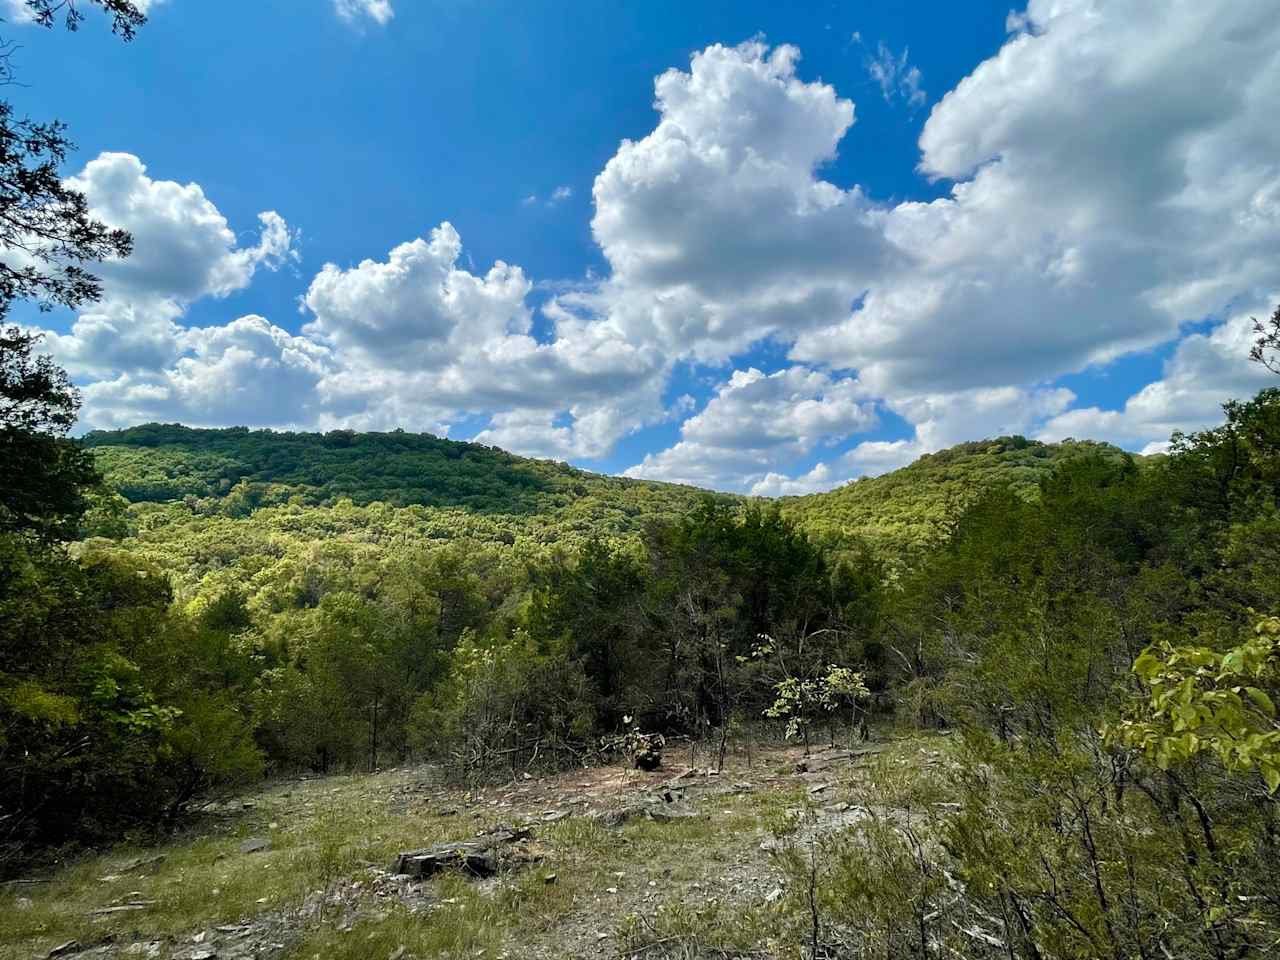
[1039,302,1278,450]
[37,152,297,382]
[78,316,330,431]
[624,366,877,491]
[559,40,896,365]
[43,2,1280,493]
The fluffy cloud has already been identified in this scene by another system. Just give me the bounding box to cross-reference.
[748,384,1076,495]
[38,153,296,380]
[624,366,877,490]
[302,224,531,371]
[300,223,667,456]
[27,153,313,433]
[794,0,1280,396]
[50,3,1280,493]
[333,0,392,26]
[561,40,895,365]
[77,316,329,431]
[749,462,841,498]
[1039,303,1278,452]
[619,4,1280,490]
[64,153,295,308]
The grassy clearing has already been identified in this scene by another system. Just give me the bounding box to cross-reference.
[282,769,822,958]
[1,736,956,960]
[0,772,476,959]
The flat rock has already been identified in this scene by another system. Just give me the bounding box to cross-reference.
[591,801,702,827]
[391,826,533,879]
[237,837,270,855]
[644,801,700,823]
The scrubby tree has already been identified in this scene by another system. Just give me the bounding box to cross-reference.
[1109,614,1280,793]
[1252,301,1280,375]
[1,326,99,539]
[0,1,147,319]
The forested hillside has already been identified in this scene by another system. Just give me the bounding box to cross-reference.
[83,423,721,518]
[780,436,1135,553]
[83,422,1128,564]
[6,327,1280,959]
[84,423,729,540]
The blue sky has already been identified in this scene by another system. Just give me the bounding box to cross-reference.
[8,0,1280,492]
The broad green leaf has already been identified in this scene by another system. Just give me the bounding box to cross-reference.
[1244,687,1276,718]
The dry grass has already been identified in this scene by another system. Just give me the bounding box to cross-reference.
[0,733,956,960]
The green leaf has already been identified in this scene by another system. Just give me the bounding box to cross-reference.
[1263,764,1280,795]
[1244,687,1276,718]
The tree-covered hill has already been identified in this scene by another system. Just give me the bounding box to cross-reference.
[779,435,1136,553]
[84,424,1137,559]
[83,423,725,518]
[82,422,748,552]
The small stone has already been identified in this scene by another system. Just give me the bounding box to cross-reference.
[89,901,157,916]
[765,886,784,904]
[542,873,558,885]
[15,896,33,910]
[238,837,270,854]
[605,886,618,894]
[389,948,406,960]
[47,941,80,958]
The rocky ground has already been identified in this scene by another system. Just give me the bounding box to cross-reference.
[1,736,954,960]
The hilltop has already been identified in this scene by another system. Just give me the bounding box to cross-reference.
[83,422,725,525]
[779,435,1134,554]
[81,424,732,554]
[85,424,1132,559]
